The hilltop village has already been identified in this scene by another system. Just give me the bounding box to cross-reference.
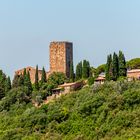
[14,41,140,95]
[1,41,140,139]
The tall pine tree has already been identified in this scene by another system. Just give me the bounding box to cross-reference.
[76,61,82,81]
[41,67,47,84]
[70,62,74,82]
[0,70,6,99]
[35,65,39,90]
[112,52,119,81]
[5,76,11,92]
[109,57,113,80]
[23,68,26,79]
[24,71,33,93]
[105,54,112,81]
[119,51,127,77]
[12,75,24,88]
[82,60,90,79]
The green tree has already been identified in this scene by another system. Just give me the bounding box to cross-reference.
[12,74,19,88]
[126,58,140,69]
[24,71,33,93]
[112,52,119,81]
[5,76,11,92]
[106,54,112,81]
[0,70,6,88]
[70,62,74,82]
[12,74,24,88]
[96,64,106,76]
[41,67,47,84]
[88,76,95,86]
[0,86,4,99]
[0,70,6,99]
[109,58,113,80]
[35,65,39,90]
[48,72,66,86]
[82,60,90,79]
[119,51,127,77]
[76,61,82,81]
[23,68,26,79]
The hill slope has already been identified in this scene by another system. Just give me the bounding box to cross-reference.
[0,81,140,140]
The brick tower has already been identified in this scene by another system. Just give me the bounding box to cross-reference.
[50,41,73,78]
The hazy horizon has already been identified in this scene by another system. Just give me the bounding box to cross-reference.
[1,0,140,78]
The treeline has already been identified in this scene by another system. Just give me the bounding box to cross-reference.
[0,70,11,99]
[105,51,127,81]
[12,66,66,94]
[70,60,94,85]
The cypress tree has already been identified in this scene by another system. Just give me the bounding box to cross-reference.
[79,61,83,78]
[0,86,4,99]
[76,63,80,81]
[70,62,74,82]
[119,51,127,77]
[35,65,39,90]
[109,57,113,80]
[24,71,33,93]
[82,60,90,79]
[41,67,47,84]
[12,74,24,88]
[105,55,110,81]
[105,54,112,81]
[19,75,24,86]
[112,52,119,81]
[76,61,82,81]
[87,61,90,77]
[23,68,26,80]
[0,70,6,99]
[5,76,11,92]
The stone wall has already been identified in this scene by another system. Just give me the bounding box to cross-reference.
[50,42,73,77]
[15,41,73,83]
[15,66,50,84]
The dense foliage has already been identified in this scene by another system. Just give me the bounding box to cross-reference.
[96,64,106,76]
[76,61,83,81]
[127,58,140,69]
[106,51,127,81]
[76,60,91,81]
[1,79,140,139]
[35,65,39,91]
[70,62,74,82]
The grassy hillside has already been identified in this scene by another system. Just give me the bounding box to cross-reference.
[0,81,140,140]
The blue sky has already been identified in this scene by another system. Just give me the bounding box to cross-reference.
[0,0,140,78]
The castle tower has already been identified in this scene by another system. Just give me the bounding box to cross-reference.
[50,41,73,78]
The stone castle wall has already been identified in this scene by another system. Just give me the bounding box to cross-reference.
[15,41,73,83]
[50,42,73,77]
[15,66,50,84]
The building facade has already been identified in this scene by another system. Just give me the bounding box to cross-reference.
[127,69,140,81]
[15,41,73,83]
[50,41,73,78]
[15,66,50,84]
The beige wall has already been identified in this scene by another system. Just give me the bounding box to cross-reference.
[127,71,140,79]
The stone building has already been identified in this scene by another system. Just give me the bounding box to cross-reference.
[50,41,73,78]
[15,41,73,83]
[15,66,50,84]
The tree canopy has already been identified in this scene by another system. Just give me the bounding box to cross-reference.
[127,58,140,69]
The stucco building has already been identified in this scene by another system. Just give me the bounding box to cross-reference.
[127,69,140,81]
